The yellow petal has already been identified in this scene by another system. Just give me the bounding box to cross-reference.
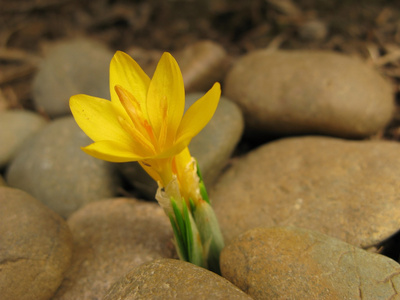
[173,147,192,177]
[82,140,144,162]
[114,85,157,155]
[176,82,221,144]
[146,52,185,143]
[110,51,151,117]
[155,139,189,160]
[70,94,131,145]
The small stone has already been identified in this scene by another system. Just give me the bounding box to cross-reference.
[6,116,119,218]
[53,198,176,299]
[298,19,328,41]
[175,40,230,92]
[0,110,47,168]
[126,41,229,93]
[125,46,162,76]
[211,136,400,248]
[33,38,113,117]
[224,50,394,138]
[104,258,252,300]
[221,227,400,299]
[0,187,73,300]
[119,94,244,199]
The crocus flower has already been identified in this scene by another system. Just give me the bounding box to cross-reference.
[70,51,220,187]
[70,50,224,273]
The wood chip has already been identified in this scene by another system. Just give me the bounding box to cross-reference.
[374,49,400,67]
[0,64,36,85]
[0,48,41,65]
[266,0,302,17]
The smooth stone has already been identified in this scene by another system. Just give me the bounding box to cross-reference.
[119,94,244,199]
[298,19,328,41]
[221,227,400,299]
[33,38,113,117]
[126,40,229,93]
[175,40,230,92]
[224,50,394,138]
[104,258,252,300]
[0,187,73,300]
[211,136,400,248]
[53,198,176,299]
[0,110,47,168]
[6,116,118,218]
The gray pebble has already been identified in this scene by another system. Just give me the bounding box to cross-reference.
[224,50,394,138]
[0,187,73,300]
[33,38,113,117]
[105,258,252,300]
[0,110,47,168]
[6,116,119,218]
[212,136,400,248]
[221,227,400,299]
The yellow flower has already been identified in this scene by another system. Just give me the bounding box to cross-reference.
[70,51,220,185]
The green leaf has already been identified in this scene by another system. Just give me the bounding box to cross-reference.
[169,196,207,269]
[169,214,188,261]
[189,197,196,213]
[195,159,204,181]
[171,198,186,245]
[195,159,210,203]
[182,201,193,262]
[193,200,224,274]
[170,198,190,261]
[199,181,210,203]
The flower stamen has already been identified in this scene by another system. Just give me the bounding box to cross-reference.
[115,84,161,153]
[143,119,160,151]
[117,116,156,155]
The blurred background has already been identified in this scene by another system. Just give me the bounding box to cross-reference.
[1,0,399,138]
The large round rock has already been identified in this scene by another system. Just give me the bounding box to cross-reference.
[105,259,252,300]
[211,136,400,248]
[0,187,73,300]
[221,227,400,299]
[53,198,176,299]
[224,50,394,138]
[6,116,119,218]
[0,110,47,168]
[32,38,113,117]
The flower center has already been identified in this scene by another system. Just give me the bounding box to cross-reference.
[115,85,160,155]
